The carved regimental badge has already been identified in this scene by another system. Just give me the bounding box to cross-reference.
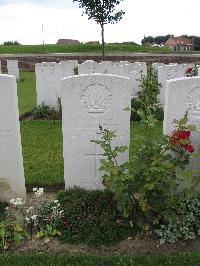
[185,88,200,113]
[80,84,112,114]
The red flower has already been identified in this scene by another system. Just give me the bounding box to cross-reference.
[170,130,195,153]
[186,67,193,74]
[183,144,195,153]
[170,131,190,145]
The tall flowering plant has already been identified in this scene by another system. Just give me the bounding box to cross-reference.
[168,113,196,168]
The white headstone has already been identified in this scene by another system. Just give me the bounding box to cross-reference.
[164,77,200,176]
[95,61,113,74]
[164,77,200,135]
[60,60,78,77]
[152,62,165,72]
[120,61,130,66]
[35,62,62,108]
[78,60,97,74]
[0,75,26,202]
[61,74,131,190]
[7,60,19,80]
[158,64,182,107]
[121,63,147,97]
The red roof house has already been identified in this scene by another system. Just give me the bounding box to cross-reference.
[165,37,193,51]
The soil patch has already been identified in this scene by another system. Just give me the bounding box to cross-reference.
[9,235,200,256]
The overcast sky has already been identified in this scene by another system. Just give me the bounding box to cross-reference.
[0,0,199,45]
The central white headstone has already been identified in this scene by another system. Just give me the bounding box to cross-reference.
[0,75,26,201]
[61,74,131,189]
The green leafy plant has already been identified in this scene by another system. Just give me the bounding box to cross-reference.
[131,67,163,121]
[32,98,62,120]
[155,195,200,244]
[35,224,61,243]
[0,222,27,251]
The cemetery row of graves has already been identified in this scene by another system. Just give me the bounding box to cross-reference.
[1,59,200,253]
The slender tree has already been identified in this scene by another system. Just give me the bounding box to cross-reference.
[73,0,125,60]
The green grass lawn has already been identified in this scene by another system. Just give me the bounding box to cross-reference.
[1,253,200,266]
[0,44,170,54]
[20,121,163,188]
[20,121,64,188]
[17,71,36,116]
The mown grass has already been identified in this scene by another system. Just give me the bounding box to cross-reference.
[1,253,200,266]
[17,71,36,116]
[20,121,64,188]
[20,121,163,188]
[0,44,170,54]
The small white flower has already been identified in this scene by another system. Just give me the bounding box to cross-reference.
[10,199,15,204]
[33,188,37,192]
[54,200,59,204]
[31,215,37,221]
[25,217,30,222]
[16,198,22,201]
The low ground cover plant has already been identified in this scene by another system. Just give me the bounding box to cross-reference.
[56,188,132,246]
[0,188,62,251]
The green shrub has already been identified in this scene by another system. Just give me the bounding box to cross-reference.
[32,99,62,120]
[92,114,197,236]
[56,188,132,246]
[131,67,163,121]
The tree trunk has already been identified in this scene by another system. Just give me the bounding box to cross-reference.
[101,23,105,61]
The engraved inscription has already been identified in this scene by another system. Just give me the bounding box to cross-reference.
[80,84,112,114]
[41,66,47,80]
[0,129,12,137]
